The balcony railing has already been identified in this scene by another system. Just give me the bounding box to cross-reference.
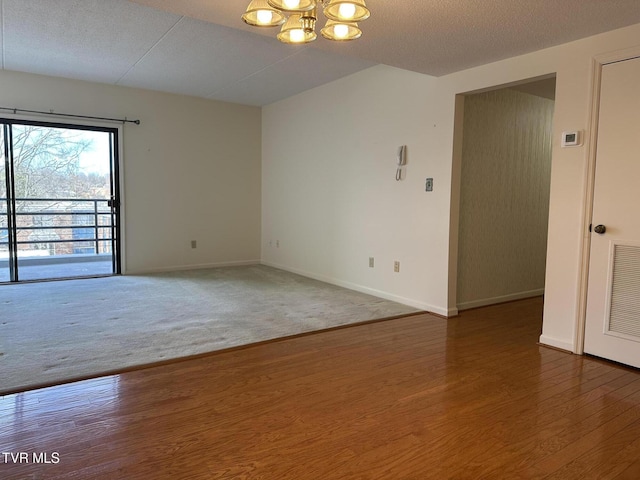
[0,197,115,258]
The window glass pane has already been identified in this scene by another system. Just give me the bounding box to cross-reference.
[9,124,115,281]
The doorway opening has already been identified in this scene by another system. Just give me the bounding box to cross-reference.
[1,120,121,282]
[452,75,556,311]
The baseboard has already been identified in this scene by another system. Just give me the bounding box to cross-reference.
[261,261,450,317]
[457,288,545,311]
[127,260,261,275]
[539,334,575,353]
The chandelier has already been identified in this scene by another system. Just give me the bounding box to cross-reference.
[242,0,370,44]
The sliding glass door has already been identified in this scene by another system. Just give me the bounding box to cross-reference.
[1,126,11,282]
[1,120,120,282]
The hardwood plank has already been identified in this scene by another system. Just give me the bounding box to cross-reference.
[614,457,640,480]
[2,297,640,479]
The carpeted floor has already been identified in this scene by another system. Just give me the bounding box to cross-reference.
[0,265,419,394]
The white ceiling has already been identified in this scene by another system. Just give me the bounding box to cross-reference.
[1,0,639,106]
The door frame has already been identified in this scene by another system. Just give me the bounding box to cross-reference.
[575,46,640,355]
[449,74,556,315]
[0,113,126,280]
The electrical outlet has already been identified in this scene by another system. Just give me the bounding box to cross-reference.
[191,240,197,249]
[394,261,400,273]
[369,257,375,268]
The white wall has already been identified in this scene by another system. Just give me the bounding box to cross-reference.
[0,70,262,273]
[262,66,449,314]
[262,22,640,350]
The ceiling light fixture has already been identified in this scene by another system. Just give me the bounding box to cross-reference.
[242,0,369,44]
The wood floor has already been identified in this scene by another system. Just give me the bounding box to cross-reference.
[2,297,640,479]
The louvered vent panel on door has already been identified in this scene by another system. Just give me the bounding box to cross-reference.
[608,244,640,338]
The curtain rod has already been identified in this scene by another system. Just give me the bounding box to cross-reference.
[0,106,141,125]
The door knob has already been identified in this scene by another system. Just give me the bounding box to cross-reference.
[594,224,606,234]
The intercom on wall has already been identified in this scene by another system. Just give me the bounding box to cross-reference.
[397,145,407,166]
[396,145,407,181]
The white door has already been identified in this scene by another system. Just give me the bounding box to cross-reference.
[583,56,640,367]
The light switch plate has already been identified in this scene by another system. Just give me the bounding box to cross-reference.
[426,178,433,192]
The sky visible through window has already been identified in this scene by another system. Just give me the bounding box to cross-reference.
[76,130,111,176]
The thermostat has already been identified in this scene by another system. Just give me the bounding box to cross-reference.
[561,131,582,147]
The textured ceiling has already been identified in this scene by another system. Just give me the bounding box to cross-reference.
[1,0,640,106]
[131,0,640,76]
